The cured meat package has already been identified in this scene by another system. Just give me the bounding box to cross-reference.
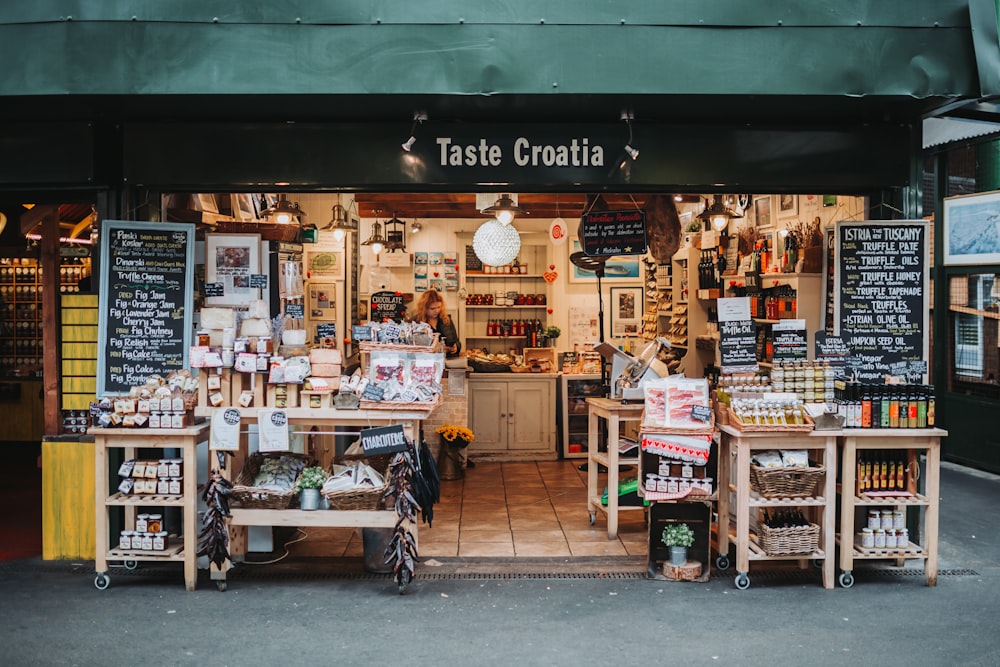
[642,376,710,429]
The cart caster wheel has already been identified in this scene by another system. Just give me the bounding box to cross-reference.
[734,572,751,590]
[589,513,596,526]
[839,572,855,588]
[94,574,110,590]
[812,558,823,570]
[123,560,138,571]
[715,555,730,571]
[216,581,227,592]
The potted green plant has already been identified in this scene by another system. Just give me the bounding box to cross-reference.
[662,522,696,566]
[296,466,328,511]
[543,325,561,347]
[684,220,704,248]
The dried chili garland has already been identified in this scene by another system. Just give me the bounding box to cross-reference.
[198,469,233,571]
[382,439,440,591]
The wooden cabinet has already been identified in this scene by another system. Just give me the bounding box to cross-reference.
[468,375,556,459]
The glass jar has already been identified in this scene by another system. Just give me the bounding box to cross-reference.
[861,527,874,548]
[147,514,163,533]
[885,529,898,549]
[867,510,881,530]
[897,528,909,548]
[881,511,894,530]
[874,528,887,548]
[119,531,133,551]
[893,510,905,529]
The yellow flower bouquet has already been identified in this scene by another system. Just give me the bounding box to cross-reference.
[436,424,475,448]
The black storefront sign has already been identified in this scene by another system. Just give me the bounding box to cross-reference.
[97,220,195,396]
[580,210,647,256]
[836,221,927,382]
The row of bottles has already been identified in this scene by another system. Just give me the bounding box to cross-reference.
[856,450,908,494]
[485,318,544,338]
[833,381,936,429]
[749,237,771,273]
[697,249,723,290]
[761,508,809,528]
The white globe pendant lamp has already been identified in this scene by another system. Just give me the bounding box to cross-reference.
[473,218,521,267]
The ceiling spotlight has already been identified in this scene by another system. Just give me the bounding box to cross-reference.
[483,193,524,225]
[624,144,639,160]
[401,111,428,152]
[261,193,307,225]
[410,220,422,234]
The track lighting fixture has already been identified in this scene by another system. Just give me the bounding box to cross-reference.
[401,111,428,152]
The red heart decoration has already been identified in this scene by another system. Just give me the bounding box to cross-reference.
[543,270,558,284]
[547,308,553,314]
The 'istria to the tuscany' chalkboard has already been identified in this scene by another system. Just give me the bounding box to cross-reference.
[97,221,195,396]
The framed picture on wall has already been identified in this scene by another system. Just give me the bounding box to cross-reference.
[568,238,642,283]
[205,233,261,306]
[754,197,772,229]
[944,190,1000,265]
[610,286,643,338]
[778,194,798,218]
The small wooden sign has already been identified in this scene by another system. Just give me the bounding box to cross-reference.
[360,424,408,456]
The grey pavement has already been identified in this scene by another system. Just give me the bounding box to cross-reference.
[2,462,998,667]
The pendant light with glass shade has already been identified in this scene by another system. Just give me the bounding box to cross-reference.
[362,210,386,255]
[473,217,521,267]
[483,194,524,225]
[697,194,743,232]
[323,194,358,243]
[261,193,307,225]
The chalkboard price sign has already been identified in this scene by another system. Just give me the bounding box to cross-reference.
[316,323,337,339]
[97,221,195,396]
[580,210,647,257]
[771,320,808,361]
[836,221,928,382]
[284,303,304,319]
[814,332,850,366]
[370,291,407,322]
[249,274,268,289]
[204,282,224,297]
[719,319,758,372]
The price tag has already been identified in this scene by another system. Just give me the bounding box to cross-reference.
[284,303,304,319]
[691,404,713,423]
[361,383,384,401]
[204,282,224,297]
[352,325,373,341]
[317,323,337,338]
[210,408,241,451]
[249,274,268,289]
[257,409,290,452]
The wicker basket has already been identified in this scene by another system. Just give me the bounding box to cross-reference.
[750,463,825,498]
[322,457,390,511]
[231,452,313,509]
[757,522,820,555]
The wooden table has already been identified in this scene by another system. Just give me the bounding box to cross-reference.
[194,406,433,589]
[837,428,946,587]
[92,423,210,592]
[585,398,645,539]
[717,425,838,589]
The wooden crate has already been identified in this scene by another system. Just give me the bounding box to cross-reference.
[646,501,713,582]
[523,347,557,371]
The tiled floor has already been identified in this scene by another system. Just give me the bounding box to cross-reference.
[283,460,649,560]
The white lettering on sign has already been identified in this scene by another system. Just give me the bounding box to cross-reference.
[435,137,605,168]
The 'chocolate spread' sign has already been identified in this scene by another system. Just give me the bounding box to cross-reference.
[581,210,647,256]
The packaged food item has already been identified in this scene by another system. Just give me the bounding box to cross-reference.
[751,450,784,468]
[779,450,809,468]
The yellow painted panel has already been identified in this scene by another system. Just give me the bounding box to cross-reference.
[61,308,99,326]
[62,325,98,342]
[62,359,98,376]
[63,377,97,394]
[61,394,94,410]
[42,440,96,560]
[61,294,99,308]
[62,342,98,358]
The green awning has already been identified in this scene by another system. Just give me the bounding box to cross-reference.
[0,1,987,124]
[969,0,1000,96]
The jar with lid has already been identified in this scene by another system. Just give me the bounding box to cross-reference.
[860,527,874,548]
[147,514,163,533]
[897,527,909,548]
[168,459,182,477]
[119,531,133,551]
[131,532,144,550]
[867,510,881,529]
[141,533,154,551]
[885,529,898,549]
[892,509,905,529]
[874,528,887,548]
[153,532,168,551]
[136,514,150,533]
[880,511,894,530]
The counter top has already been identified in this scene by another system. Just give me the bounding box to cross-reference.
[468,372,561,380]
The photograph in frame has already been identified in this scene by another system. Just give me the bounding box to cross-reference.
[205,233,262,306]
[944,190,1000,265]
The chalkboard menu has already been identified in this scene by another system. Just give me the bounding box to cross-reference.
[836,221,928,382]
[717,297,758,373]
[97,221,195,396]
[814,332,849,366]
[370,291,407,322]
[465,244,483,272]
[771,320,808,361]
[580,210,647,257]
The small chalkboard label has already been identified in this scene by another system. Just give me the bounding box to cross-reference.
[316,323,337,338]
[249,274,268,289]
[204,282,224,297]
[360,383,384,401]
[691,404,713,422]
[370,291,407,322]
[285,303,304,319]
[352,325,373,341]
[360,424,408,456]
[580,210,647,257]
[815,332,850,365]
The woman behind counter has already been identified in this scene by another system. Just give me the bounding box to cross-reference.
[412,289,461,358]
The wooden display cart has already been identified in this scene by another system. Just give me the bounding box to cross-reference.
[91,423,210,591]
[837,428,946,588]
[585,397,645,539]
[194,405,434,590]
[717,424,838,589]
